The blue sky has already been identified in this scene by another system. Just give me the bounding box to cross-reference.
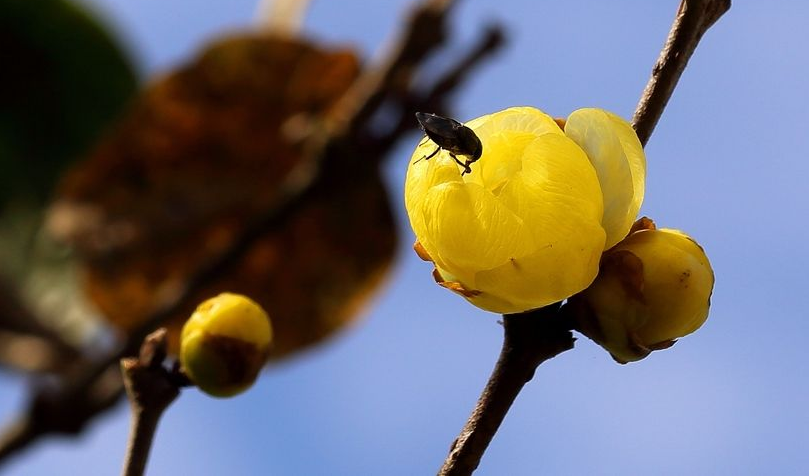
[2,1,808,475]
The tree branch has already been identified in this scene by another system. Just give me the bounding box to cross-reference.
[120,329,185,476]
[370,24,505,159]
[327,0,458,141]
[632,0,731,146]
[437,307,574,476]
[0,419,35,464]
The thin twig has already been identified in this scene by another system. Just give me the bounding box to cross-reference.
[120,329,182,476]
[632,0,731,146]
[437,307,574,476]
[418,25,505,105]
[0,362,123,467]
[371,24,506,159]
[121,403,163,476]
[328,0,458,138]
[0,420,35,463]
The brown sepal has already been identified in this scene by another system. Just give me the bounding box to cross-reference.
[629,216,656,235]
[413,241,433,262]
[600,249,646,304]
[438,281,482,298]
[430,268,481,298]
[646,339,677,351]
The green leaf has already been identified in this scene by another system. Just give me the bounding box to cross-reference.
[0,0,138,206]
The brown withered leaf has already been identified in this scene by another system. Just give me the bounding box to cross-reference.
[47,35,396,359]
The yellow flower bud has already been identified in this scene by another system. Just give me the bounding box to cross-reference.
[179,293,273,397]
[404,106,645,314]
[570,220,714,363]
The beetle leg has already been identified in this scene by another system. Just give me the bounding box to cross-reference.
[448,153,473,175]
[415,146,441,164]
[460,159,473,175]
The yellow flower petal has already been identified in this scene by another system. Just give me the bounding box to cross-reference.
[405,153,463,254]
[564,108,646,248]
[421,181,536,272]
[497,133,604,230]
[465,106,563,141]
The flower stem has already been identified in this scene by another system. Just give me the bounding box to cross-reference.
[120,330,182,476]
[121,403,166,476]
[438,306,574,476]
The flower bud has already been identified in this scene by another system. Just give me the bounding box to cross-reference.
[404,107,645,313]
[180,293,272,397]
[570,220,714,363]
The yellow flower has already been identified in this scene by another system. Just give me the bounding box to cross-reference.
[405,106,645,313]
[569,219,714,363]
[180,293,273,397]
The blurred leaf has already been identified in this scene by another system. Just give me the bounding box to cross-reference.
[0,0,137,206]
[0,276,81,373]
[48,35,397,359]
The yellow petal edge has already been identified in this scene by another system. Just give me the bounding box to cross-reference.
[564,108,646,249]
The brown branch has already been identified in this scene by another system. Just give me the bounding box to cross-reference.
[0,278,79,373]
[421,25,504,102]
[0,363,123,465]
[438,307,574,476]
[371,24,505,158]
[0,0,479,467]
[0,419,35,463]
[632,0,731,146]
[328,0,458,139]
[120,329,184,476]
[120,398,163,476]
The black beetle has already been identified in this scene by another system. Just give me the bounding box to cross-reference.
[414,112,483,175]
